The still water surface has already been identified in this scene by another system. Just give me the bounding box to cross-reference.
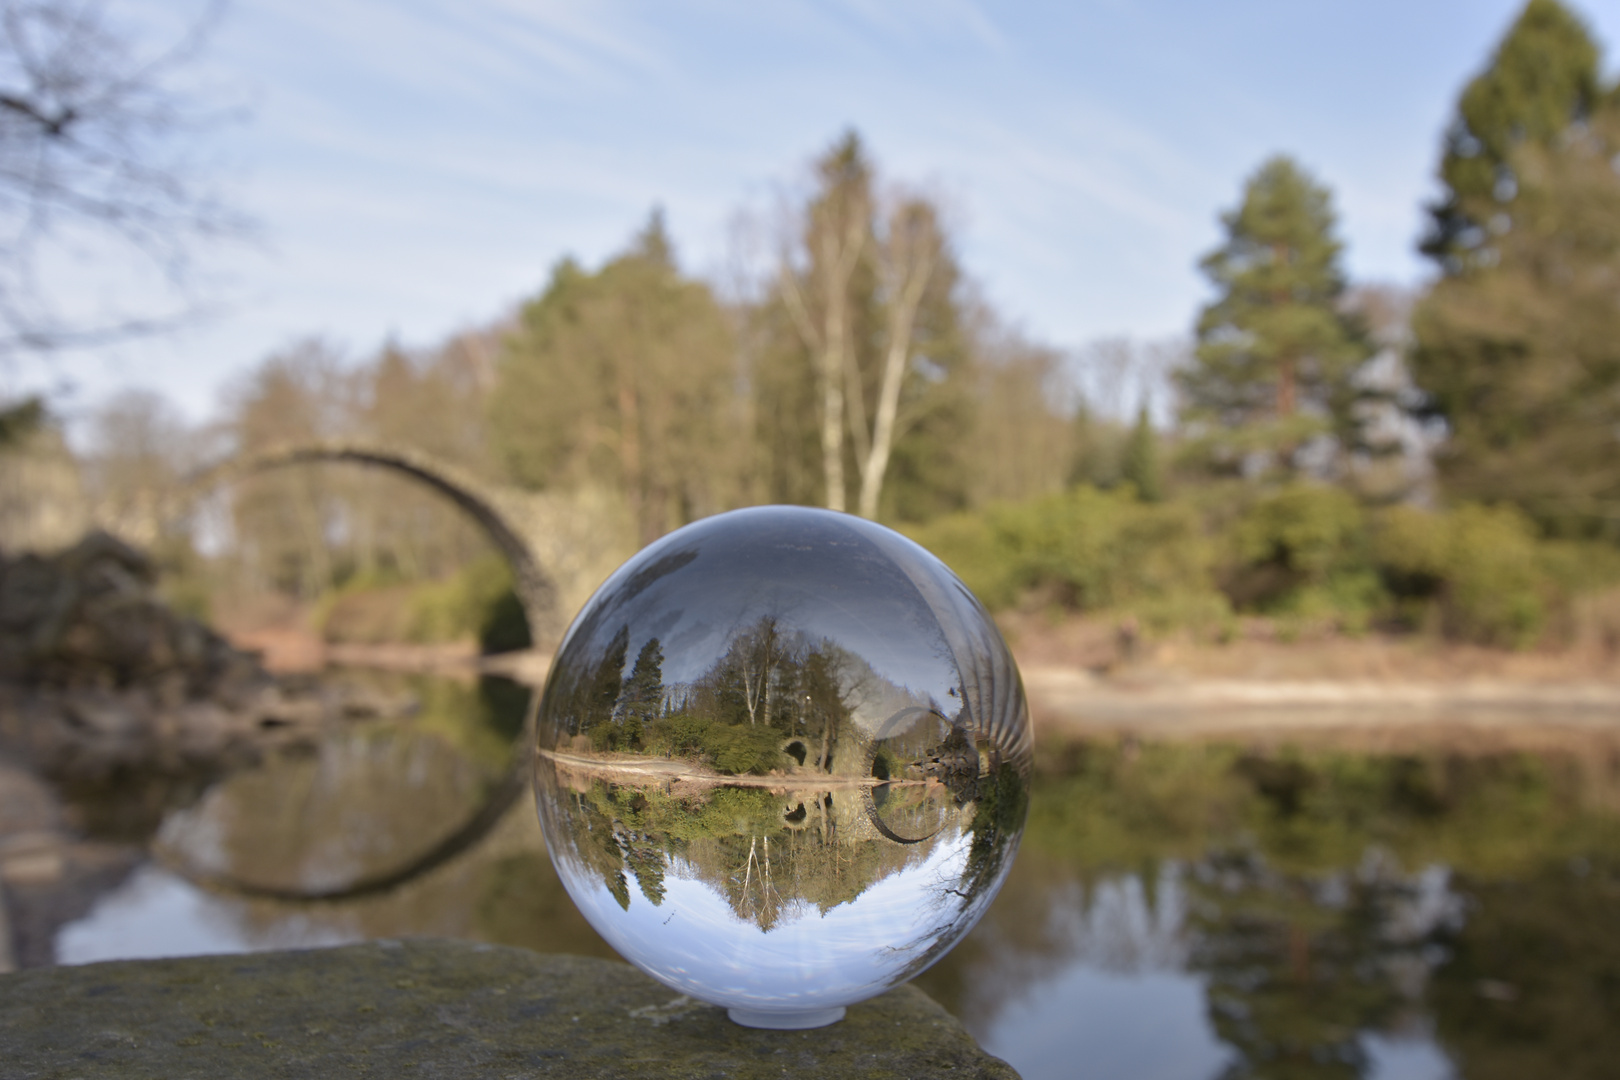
[54,671,1620,1080]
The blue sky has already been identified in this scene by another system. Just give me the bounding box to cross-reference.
[17,0,1620,425]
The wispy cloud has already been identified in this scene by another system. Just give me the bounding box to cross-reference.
[826,0,1009,53]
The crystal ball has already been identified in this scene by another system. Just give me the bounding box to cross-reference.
[533,505,1031,1029]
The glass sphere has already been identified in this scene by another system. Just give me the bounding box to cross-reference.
[533,506,1031,1029]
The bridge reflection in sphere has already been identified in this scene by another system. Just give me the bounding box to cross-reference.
[533,505,1031,1029]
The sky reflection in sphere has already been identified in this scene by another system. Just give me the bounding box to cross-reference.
[533,506,1031,1027]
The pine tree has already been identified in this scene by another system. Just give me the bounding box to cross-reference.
[586,625,630,733]
[1420,0,1601,273]
[1178,156,1369,476]
[617,637,665,746]
[1120,405,1164,501]
[1409,1,1620,536]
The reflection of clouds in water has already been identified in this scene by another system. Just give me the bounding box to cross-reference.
[947,863,1197,1044]
[1053,867,1191,974]
[55,865,359,966]
[1362,1030,1456,1080]
[553,830,975,1012]
[982,967,1232,1080]
[954,859,1466,1080]
[932,864,1213,1079]
[1362,858,1466,944]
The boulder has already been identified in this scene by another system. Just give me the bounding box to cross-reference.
[0,532,416,785]
[0,938,1018,1079]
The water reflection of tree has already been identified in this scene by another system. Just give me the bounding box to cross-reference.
[549,778,963,931]
[1427,858,1620,1080]
[1185,850,1457,1080]
[542,613,1029,933]
[919,742,1620,1075]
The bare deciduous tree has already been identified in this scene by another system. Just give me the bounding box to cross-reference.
[778,137,870,514]
[857,196,940,519]
[0,0,242,352]
[778,134,955,520]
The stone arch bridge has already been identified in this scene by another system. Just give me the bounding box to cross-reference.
[147,439,571,900]
[178,439,566,644]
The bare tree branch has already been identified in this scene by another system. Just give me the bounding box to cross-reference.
[0,0,246,355]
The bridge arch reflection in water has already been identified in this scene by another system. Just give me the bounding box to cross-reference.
[160,440,565,901]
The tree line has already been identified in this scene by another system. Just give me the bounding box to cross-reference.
[1178,0,1620,543]
[5,0,1618,651]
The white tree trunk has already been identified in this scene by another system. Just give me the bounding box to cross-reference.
[857,209,937,520]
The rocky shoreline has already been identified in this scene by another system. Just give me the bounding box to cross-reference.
[0,533,420,971]
[0,532,419,786]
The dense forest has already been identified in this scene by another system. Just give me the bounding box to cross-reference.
[4,0,1620,654]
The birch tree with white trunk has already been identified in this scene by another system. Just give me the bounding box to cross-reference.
[856,197,941,519]
[777,133,953,520]
[778,135,871,514]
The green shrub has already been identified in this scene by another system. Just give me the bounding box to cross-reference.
[642,715,781,775]
[1233,484,1366,581]
[1371,504,1450,589]
[903,511,1020,610]
[1375,503,1545,647]
[996,486,1212,608]
[910,481,1620,649]
[1536,538,1620,596]
[1442,505,1547,648]
[404,553,531,651]
[1225,484,1385,623]
[907,485,1218,616]
[701,723,782,775]
[1128,589,1234,638]
[645,713,713,758]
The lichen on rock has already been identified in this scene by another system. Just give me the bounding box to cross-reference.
[0,938,1019,1078]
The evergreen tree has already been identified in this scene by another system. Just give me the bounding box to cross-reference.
[1065,402,1124,490]
[1120,404,1164,502]
[1420,0,1601,273]
[585,624,630,735]
[1178,156,1369,476]
[616,637,665,746]
[1410,1,1620,536]
[491,212,742,545]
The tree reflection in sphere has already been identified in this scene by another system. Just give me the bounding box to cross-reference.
[534,506,1031,1029]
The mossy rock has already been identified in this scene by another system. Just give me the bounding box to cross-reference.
[0,938,1018,1079]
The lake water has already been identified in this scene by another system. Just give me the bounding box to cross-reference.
[53,671,1620,1080]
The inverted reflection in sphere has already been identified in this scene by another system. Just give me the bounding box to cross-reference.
[534,506,1031,1029]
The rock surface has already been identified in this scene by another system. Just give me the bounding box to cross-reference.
[0,938,1017,1078]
